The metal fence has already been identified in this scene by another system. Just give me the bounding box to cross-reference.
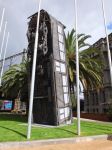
[0,50,27,73]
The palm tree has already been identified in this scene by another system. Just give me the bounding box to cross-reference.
[1,61,28,100]
[65,29,103,93]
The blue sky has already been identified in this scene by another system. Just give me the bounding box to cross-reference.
[0,0,112,57]
[107,22,112,30]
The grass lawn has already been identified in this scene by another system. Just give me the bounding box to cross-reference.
[0,114,112,142]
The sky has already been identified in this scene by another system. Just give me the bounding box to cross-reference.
[0,0,112,58]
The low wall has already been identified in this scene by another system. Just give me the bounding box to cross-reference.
[73,112,112,122]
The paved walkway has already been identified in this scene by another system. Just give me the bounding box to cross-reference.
[74,117,112,124]
[2,140,112,150]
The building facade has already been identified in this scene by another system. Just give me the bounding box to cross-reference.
[84,33,112,114]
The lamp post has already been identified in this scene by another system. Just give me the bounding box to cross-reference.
[74,0,80,136]
[101,0,112,86]
[0,32,9,86]
[27,0,42,139]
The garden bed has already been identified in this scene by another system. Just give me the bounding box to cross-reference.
[73,112,112,122]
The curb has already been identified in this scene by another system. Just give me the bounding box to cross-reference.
[74,117,112,124]
[0,135,112,149]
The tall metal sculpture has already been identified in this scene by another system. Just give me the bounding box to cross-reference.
[27,10,72,125]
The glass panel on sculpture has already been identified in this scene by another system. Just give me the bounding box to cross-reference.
[56,61,60,67]
[62,76,67,86]
[56,66,60,72]
[59,34,64,43]
[58,25,63,34]
[66,120,72,125]
[60,108,64,114]
[60,51,65,61]
[63,86,68,93]
[60,114,65,120]
[64,93,69,104]
[59,42,64,52]
[55,61,61,72]
[64,107,70,118]
[60,63,66,73]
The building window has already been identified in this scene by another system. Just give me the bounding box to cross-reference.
[86,93,89,106]
[93,109,95,113]
[103,91,106,103]
[103,108,107,113]
[96,108,99,113]
[92,92,94,105]
[87,109,89,113]
[109,43,112,50]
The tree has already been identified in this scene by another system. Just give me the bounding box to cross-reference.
[65,29,103,93]
[1,61,28,101]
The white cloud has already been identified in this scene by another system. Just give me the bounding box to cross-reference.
[0,0,112,57]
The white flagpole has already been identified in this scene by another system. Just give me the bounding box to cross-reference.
[0,21,7,61]
[0,32,9,86]
[74,0,80,135]
[27,0,42,139]
[101,0,112,86]
[0,8,5,35]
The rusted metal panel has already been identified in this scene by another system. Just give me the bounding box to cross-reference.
[27,9,72,125]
